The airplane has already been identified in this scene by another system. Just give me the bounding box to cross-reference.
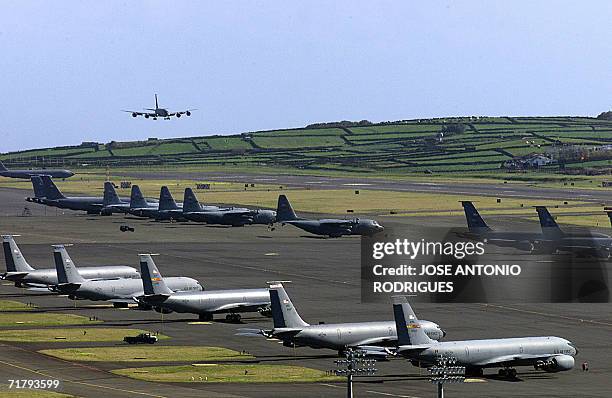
[276,195,383,237]
[135,254,271,322]
[459,201,548,252]
[182,188,276,226]
[131,186,184,221]
[122,94,195,120]
[26,175,106,214]
[124,184,160,217]
[99,182,131,215]
[237,282,445,356]
[535,206,612,258]
[391,296,577,378]
[0,160,73,179]
[1,235,138,287]
[52,245,201,307]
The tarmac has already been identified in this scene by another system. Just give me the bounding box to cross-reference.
[0,185,611,397]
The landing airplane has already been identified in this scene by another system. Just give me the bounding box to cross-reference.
[237,282,444,356]
[135,254,270,322]
[122,94,195,120]
[52,245,201,307]
[0,160,73,179]
[1,235,138,287]
[392,296,577,378]
[276,195,383,237]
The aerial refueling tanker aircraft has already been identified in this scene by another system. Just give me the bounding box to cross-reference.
[26,176,113,214]
[135,254,271,322]
[52,245,201,307]
[0,160,73,179]
[237,282,444,356]
[122,94,195,120]
[276,195,383,237]
[1,235,138,287]
[391,296,577,378]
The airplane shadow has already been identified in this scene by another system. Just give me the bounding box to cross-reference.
[299,235,330,239]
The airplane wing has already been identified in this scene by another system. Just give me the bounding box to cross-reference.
[208,300,269,313]
[396,344,432,355]
[473,353,553,366]
[109,298,137,304]
[121,110,156,117]
[350,336,396,347]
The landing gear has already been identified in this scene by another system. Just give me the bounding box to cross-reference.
[226,313,242,323]
[498,368,517,378]
[199,313,213,321]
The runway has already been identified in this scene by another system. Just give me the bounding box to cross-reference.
[0,188,611,397]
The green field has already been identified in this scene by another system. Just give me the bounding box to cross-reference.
[0,313,100,328]
[40,346,254,362]
[3,116,611,180]
[0,328,167,343]
[0,300,35,312]
[0,391,73,398]
[112,364,341,383]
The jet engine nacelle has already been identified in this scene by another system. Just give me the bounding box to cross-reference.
[176,113,181,118]
[535,355,575,372]
[132,112,137,117]
[186,111,191,116]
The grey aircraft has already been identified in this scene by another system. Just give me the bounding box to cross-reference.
[391,296,577,378]
[1,235,138,287]
[135,254,271,322]
[99,182,131,215]
[53,245,201,307]
[536,206,612,258]
[131,186,184,221]
[276,195,383,237]
[237,282,444,356]
[123,94,194,120]
[182,188,276,226]
[26,175,105,214]
[124,184,160,217]
[0,160,73,179]
[459,201,546,252]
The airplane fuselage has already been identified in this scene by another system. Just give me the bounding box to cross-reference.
[64,277,201,301]
[286,219,382,237]
[146,288,270,315]
[3,266,139,286]
[0,169,74,179]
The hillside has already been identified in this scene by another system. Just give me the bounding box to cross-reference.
[3,116,612,176]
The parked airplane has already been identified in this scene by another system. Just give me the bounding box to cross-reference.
[135,254,270,322]
[460,201,547,252]
[131,186,184,220]
[276,195,383,237]
[238,282,444,356]
[0,160,73,179]
[100,182,131,215]
[392,296,577,378]
[182,188,276,226]
[125,185,160,217]
[52,245,201,307]
[1,235,138,287]
[536,206,612,258]
[26,175,105,214]
[122,94,195,120]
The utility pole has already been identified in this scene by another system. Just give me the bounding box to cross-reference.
[332,349,377,398]
[428,356,465,398]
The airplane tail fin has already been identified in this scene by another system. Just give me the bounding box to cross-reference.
[0,160,7,171]
[158,186,179,211]
[139,254,173,295]
[276,195,297,222]
[40,175,66,200]
[53,245,86,284]
[155,94,159,109]
[183,188,202,212]
[103,182,121,206]
[129,185,148,208]
[31,176,46,198]
[535,206,563,237]
[2,235,35,272]
[607,211,612,229]
[392,296,434,346]
[460,201,491,232]
[268,282,309,329]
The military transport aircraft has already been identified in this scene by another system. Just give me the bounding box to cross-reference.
[0,160,73,179]
[391,296,577,378]
[1,235,138,287]
[276,195,383,237]
[27,176,107,214]
[237,282,444,356]
[135,254,271,322]
[52,245,201,307]
[122,94,195,120]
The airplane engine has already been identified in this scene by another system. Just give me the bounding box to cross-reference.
[176,113,181,118]
[144,114,149,119]
[131,112,137,117]
[186,111,191,116]
[153,306,173,314]
[535,355,574,372]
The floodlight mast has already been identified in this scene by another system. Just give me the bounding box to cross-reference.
[331,348,377,398]
[428,355,466,398]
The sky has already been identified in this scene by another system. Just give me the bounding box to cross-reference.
[1,1,611,153]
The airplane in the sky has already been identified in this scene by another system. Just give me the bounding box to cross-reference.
[0,160,73,179]
[122,94,195,120]
[391,296,577,378]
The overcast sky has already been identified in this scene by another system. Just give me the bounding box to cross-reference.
[1,1,610,152]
